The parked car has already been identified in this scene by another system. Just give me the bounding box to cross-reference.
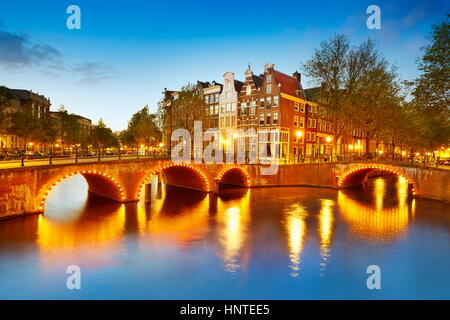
[28,152,47,159]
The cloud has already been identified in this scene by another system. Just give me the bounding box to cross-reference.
[0,29,61,69]
[72,62,116,85]
[0,28,116,85]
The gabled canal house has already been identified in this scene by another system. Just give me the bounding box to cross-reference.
[256,63,309,163]
[218,72,243,144]
[237,65,263,159]
[200,80,222,130]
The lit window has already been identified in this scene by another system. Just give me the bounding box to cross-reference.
[273,96,279,107]
[273,112,278,125]
[294,102,299,111]
[294,116,299,127]
[266,97,272,110]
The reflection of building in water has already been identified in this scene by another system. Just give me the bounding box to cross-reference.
[338,177,412,242]
[284,203,308,277]
[138,191,210,248]
[318,199,335,275]
[37,205,126,251]
[216,190,251,273]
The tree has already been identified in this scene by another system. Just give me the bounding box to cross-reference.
[126,105,161,146]
[36,115,58,151]
[303,35,404,155]
[55,106,82,146]
[7,110,40,149]
[170,83,206,135]
[92,119,119,148]
[411,15,450,150]
[0,86,14,150]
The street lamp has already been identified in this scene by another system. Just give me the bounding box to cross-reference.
[325,136,332,161]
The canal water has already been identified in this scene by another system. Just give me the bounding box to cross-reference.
[0,175,449,299]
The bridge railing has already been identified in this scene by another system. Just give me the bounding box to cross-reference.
[0,147,170,168]
[0,147,448,170]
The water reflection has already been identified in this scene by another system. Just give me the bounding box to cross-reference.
[37,196,126,251]
[1,175,449,299]
[338,176,411,242]
[216,190,251,273]
[137,187,210,248]
[283,203,308,277]
[318,199,335,275]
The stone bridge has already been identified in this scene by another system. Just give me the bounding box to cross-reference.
[0,158,449,219]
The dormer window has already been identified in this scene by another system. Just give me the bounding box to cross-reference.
[246,85,251,96]
[266,84,272,94]
[266,74,272,83]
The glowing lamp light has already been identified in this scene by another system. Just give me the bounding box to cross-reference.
[233,133,239,139]
[159,143,164,147]
[326,136,332,143]
[296,131,303,138]
[349,145,354,150]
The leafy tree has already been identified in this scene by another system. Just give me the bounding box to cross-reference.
[36,115,59,151]
[0,86,14,150]
[55,106,82,146]
[303,35,405,155]
[92,118,119,148]
[126,105,160,146]
[7,110,40,149]
[411,15,450,150]
[170,83,206,135]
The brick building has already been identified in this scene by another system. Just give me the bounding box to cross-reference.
[0,87,51,149]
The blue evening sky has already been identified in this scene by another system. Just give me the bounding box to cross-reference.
[0,0,448,131]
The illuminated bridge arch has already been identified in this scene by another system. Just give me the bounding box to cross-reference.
[38,170,126,213]
[136,163,211,199]
[216,166,251,188]
[337,165,416,195]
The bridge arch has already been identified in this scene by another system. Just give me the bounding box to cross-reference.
[216,166,251,188]
[136,163,211,199]
[337,165,416,195]
[38,170,126,213]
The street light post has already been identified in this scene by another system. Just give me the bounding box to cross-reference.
[296,131,303,164]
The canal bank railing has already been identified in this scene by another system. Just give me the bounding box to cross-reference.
[0,147,448,170]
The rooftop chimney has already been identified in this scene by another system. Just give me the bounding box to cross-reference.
[293,71,301,83]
